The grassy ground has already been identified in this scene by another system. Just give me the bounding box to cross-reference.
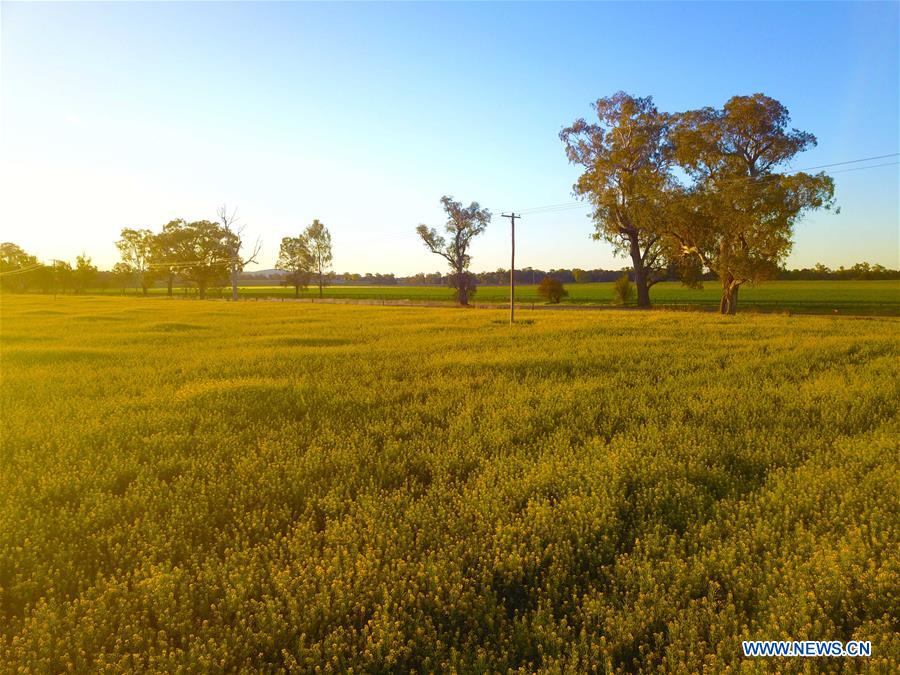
[1,295,898,672]
[104,280,900,315]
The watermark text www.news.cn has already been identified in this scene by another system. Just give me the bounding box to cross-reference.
[743,640,872,658]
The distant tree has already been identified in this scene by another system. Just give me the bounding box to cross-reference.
[73,254,97,293]
[560,92,672,307]
[116,228,155,294]
[850,262,872,280]
[545,268,573,284]
[0,242,40,293]
[151,220,190,296]
[276,235,314,297]
[612,273,634,305]
[868,264,889,279]
[52,260,74,294]
[33,264,54,294]
[0,243,34,273]
[171,220,234,299]
[669,94,836,313]
[217,205,262,302]
[95,271,111,293]
[304,219,333,298]
[537,277,569,303]
[572,268,589,284]
[416,196,490,306]
[111,262,134,295]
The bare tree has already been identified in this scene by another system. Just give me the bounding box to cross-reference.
[217,205,262,301]
[416,196,490,306]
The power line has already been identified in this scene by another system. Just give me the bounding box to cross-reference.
[519,201,583,214]
[698,154,898,190]
[0,262,46,277]
[795,153,899,171]
[498,152,900,216]
[144,259,231,269]
[827,160,898,174]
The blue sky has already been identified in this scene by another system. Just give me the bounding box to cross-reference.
[1,1,898,274]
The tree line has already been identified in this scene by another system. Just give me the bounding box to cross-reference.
[477,264,900,285]
[416,92,840,313]
[2,244,895,297]
[238,263,899,289]
[0,209,335,300]
[0,247,100,295]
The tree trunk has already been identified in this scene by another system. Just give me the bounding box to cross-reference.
[198,281,207,300]
[629,238,651,308]
[719,279,740,314]
[454,265,469,306]
[231,264,239,301]
[167,277,173,296]
[728,285,739,315]
[295,285,299,298]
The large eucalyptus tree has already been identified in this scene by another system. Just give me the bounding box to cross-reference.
[669,94,836,313]
[560,92,673,307]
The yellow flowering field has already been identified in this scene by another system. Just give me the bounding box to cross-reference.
[1,295,897,672]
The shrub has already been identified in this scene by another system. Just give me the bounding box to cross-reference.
[537,277,568,304]
[612,273,634,305]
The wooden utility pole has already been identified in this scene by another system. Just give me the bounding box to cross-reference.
[501,213,520,324]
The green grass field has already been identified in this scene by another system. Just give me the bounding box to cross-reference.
[113,280,900,315]
[1,295,898,672]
